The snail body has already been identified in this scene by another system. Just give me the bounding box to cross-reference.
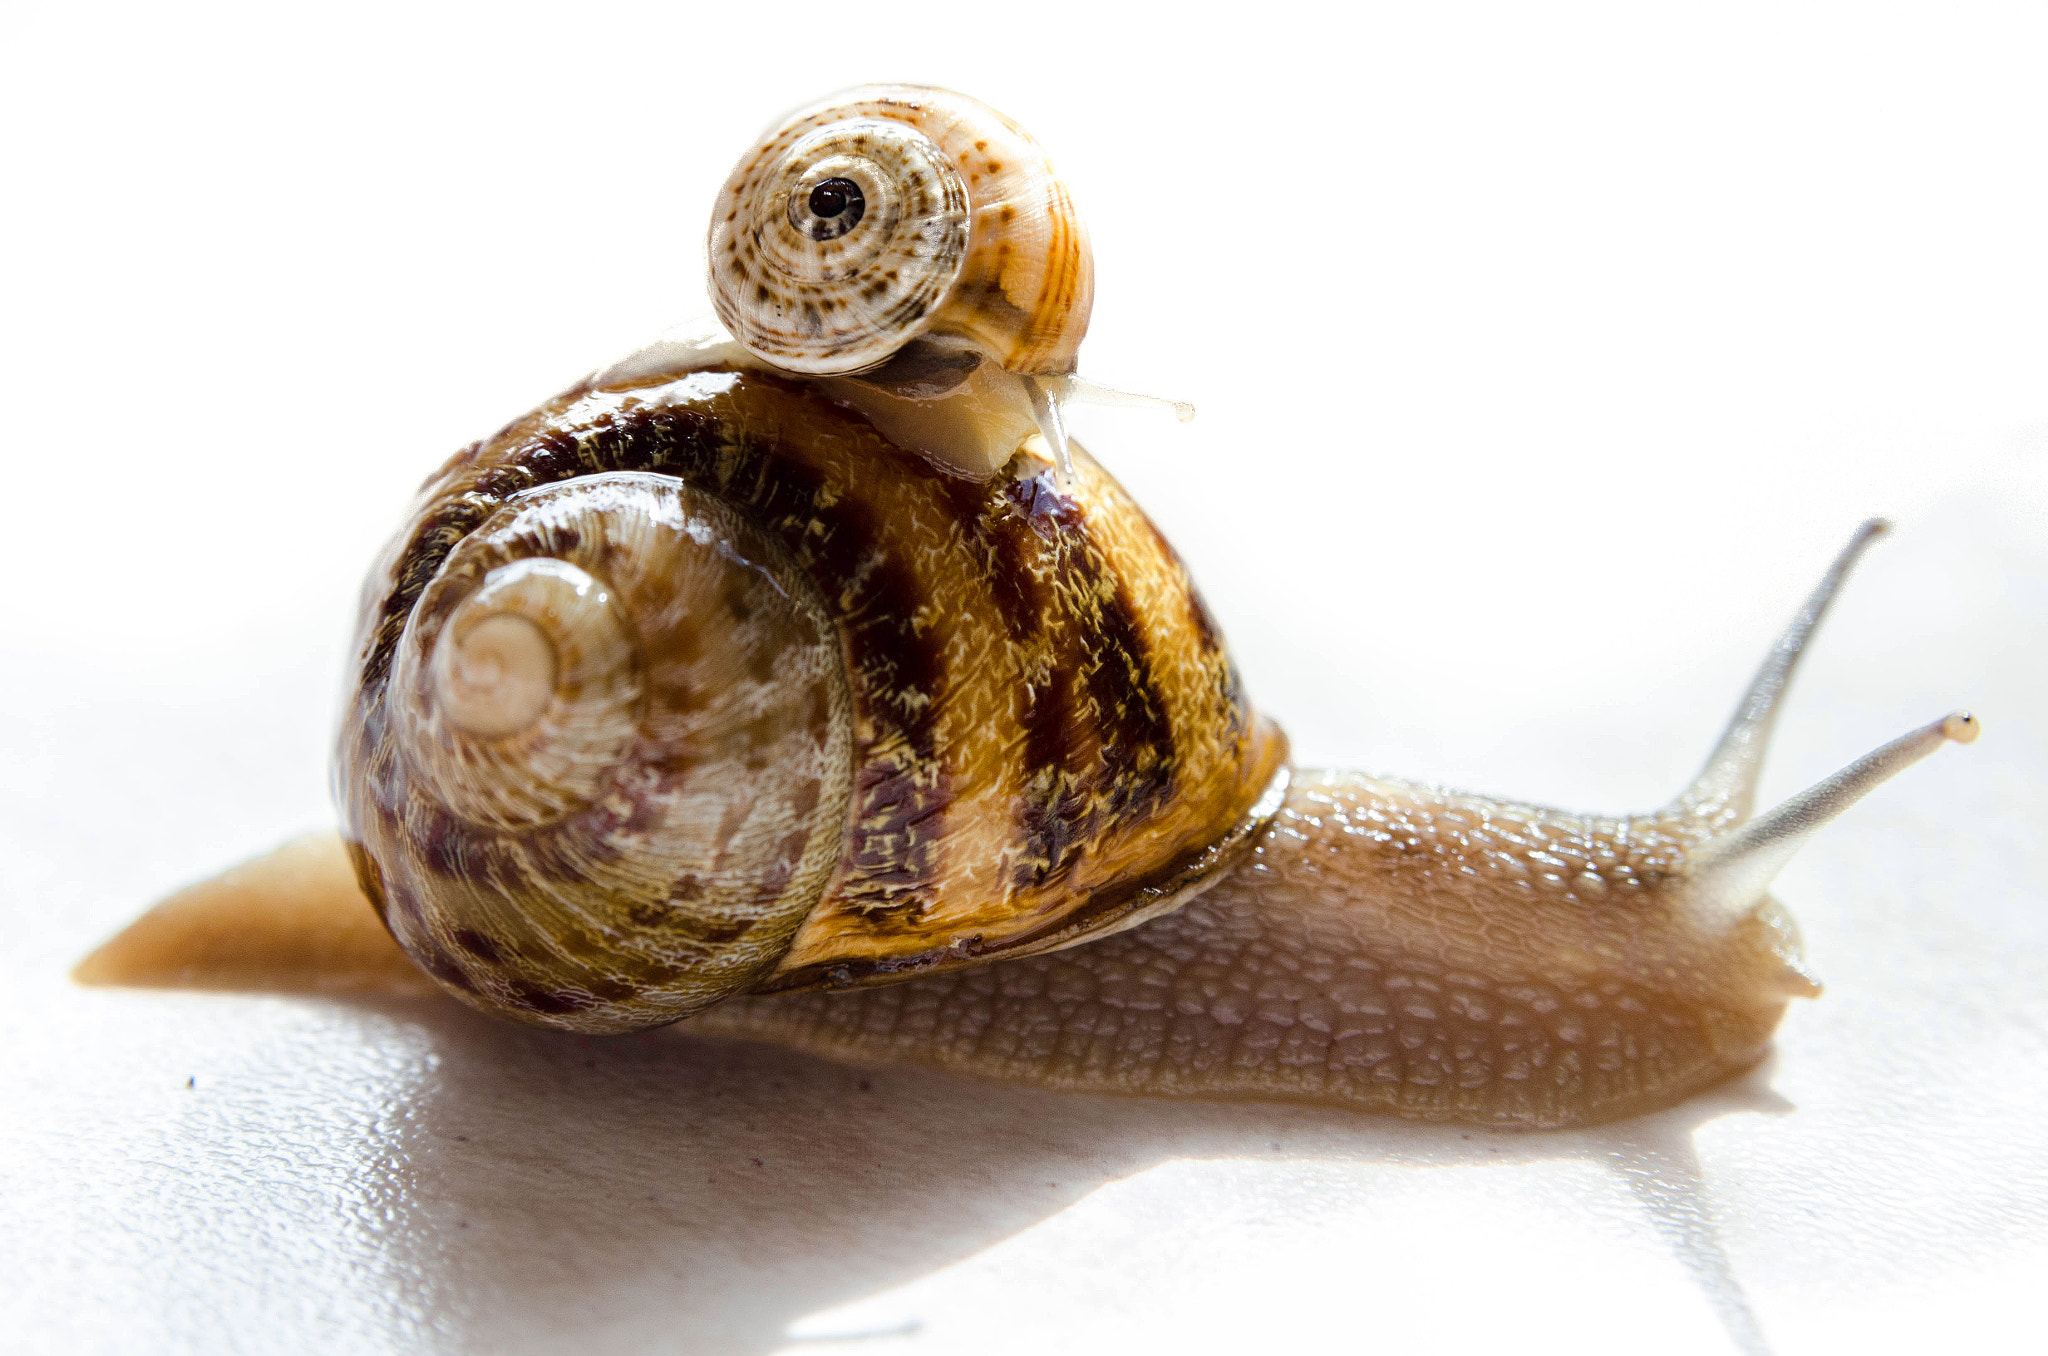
[329,332,1970,1127]
[693,770,1810,1126]
[85,85,1976,1129]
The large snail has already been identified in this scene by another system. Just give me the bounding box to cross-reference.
[81,84,1976,1130]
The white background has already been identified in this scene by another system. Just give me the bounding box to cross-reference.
[2,3,2043,1353]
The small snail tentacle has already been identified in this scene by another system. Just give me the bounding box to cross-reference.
[1021,374,1075,484]
[1055,376,1197,425]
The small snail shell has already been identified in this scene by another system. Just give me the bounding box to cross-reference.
[708,84,1092,378]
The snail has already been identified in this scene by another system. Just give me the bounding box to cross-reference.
[79,84,1976,1130]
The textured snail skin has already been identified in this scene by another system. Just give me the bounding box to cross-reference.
[696,772,1812,1129]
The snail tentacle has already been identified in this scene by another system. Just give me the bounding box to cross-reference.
[1686,710,1977,932]
[1661,520,1978,932]
[1679,517,1890,821]
[1022,374,1075,485]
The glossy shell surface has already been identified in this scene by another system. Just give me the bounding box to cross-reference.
[337,345,1284,1030]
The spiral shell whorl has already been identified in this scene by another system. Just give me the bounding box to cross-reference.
[711,115,968,374]
[710,85,1093,377]
[353,472,856,1032]
[398,555,642,829]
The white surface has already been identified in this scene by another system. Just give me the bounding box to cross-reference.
[2,4,2044,1353]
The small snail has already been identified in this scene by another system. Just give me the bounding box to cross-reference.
[81,85,1976,1130]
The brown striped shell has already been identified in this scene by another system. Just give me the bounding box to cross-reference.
[708,85,1093,377]
[336,337,1287,1033]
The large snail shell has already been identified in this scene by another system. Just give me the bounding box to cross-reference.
[708,85,1093,377]
[337,340,1285,1032]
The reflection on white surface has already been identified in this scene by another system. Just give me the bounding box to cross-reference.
[2,1,2044,1352]
[778,1086,1782,1356]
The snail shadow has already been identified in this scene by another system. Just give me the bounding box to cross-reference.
[348,993,1791,1356]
